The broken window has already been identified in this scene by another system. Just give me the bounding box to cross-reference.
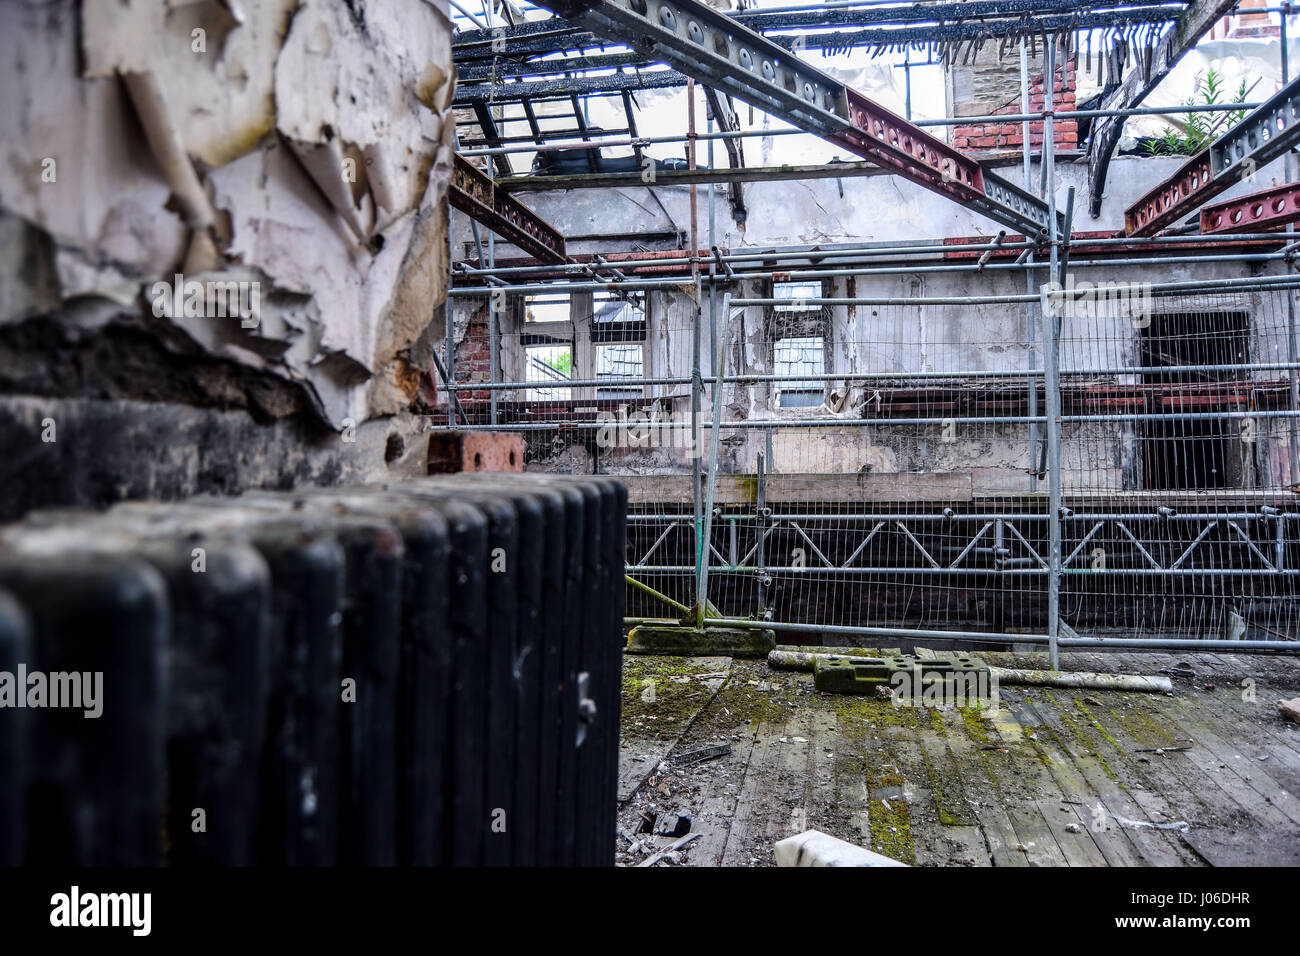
[772,280,823,313]
[525,345,572,400]
[518,289,575,400]
[524,293,570,324]
[769,280,830,408]
[596,344,644,400]
[592,291,647,400]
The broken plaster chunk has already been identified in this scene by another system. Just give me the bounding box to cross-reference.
[774,830,909,868]
[1279,697,1300,725]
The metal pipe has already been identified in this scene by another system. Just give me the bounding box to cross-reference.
[1020,37,1032,193]
[629,511,1300,523]
[445,201,457,426]
[1042,39,1062,670]
[620,616,1298,652]
[437,409,1300,431]
[726,275,1300,305]
[458,105,1264,156]
[446,360,1300,392]
[627,565,1300,577]
[698,292,727,628]
[690,617,1052,645]
[625,574,691,615]
[756,449,770,618]
[1057,637,1300,652]
[686,80,707,625]
[1283,9,1300,488]
[454,234,1295,278]
[448,0,488,30]
[450,254,1292,296]
[488,230,498,426]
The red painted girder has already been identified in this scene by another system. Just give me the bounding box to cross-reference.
[1199,181,1300,234]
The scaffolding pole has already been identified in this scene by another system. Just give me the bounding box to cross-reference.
[1044,40,1063,670]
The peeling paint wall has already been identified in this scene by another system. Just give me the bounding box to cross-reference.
[0,0,455,516]
[2,0,454,428]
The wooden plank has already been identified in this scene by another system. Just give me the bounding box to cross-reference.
[702,663,809,866]
[624,472,974,506]
[1035,797,1109,867]
[933,825,992,867]
[778,709,818,847]
[1006,692,1150,867]
[928,707,1029,866]
[1215,690,1300,767]
[719,709,809,865]
[677,731,759,867]
[1163,693,1300,828]
[801,709,843,840]
[1017,687,1196,865]
[987,697,1109,866]
[1074,692,1227,836]
[663,659,788,866]
[978,705,1070,866]
[1047,692,1207,864]
[880,706,964,867]
[910,711,977,825]
[1193,681,1300,771]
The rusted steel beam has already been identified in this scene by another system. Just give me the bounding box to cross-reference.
[531,0,1058,239]
[449,152,568,264]
[1125,149,1218,236]
[1125,73,1300,236]
[1200,181,1300,234]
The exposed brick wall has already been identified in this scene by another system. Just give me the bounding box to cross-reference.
[454,303,493,403]
[953,56,1078,153]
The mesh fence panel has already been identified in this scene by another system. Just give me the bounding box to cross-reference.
[444,274,1300,647]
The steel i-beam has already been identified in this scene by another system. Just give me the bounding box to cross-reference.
[531,0,1061,239]
[1199,180,1300,234]
[450,151,568,264]
[1126,74,1300,236]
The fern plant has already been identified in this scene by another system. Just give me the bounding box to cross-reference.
[1142,69,1250,157]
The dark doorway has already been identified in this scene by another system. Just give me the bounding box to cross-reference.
[1139,310,1250,490]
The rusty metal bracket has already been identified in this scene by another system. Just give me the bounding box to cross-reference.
[450,152,568,264]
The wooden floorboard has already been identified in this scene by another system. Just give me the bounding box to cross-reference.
[1006,691,1152,867]
[617,649,1300,866]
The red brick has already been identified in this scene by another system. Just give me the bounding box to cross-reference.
[427,430,524,474]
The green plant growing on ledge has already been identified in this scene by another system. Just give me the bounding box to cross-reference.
[1142,69,1251,157]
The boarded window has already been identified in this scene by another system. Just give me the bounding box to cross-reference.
[775,335,825,408]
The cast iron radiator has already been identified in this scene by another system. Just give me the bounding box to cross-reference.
[0,475,626,866]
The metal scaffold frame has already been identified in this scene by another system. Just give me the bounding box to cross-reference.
[441,0,1300,660]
